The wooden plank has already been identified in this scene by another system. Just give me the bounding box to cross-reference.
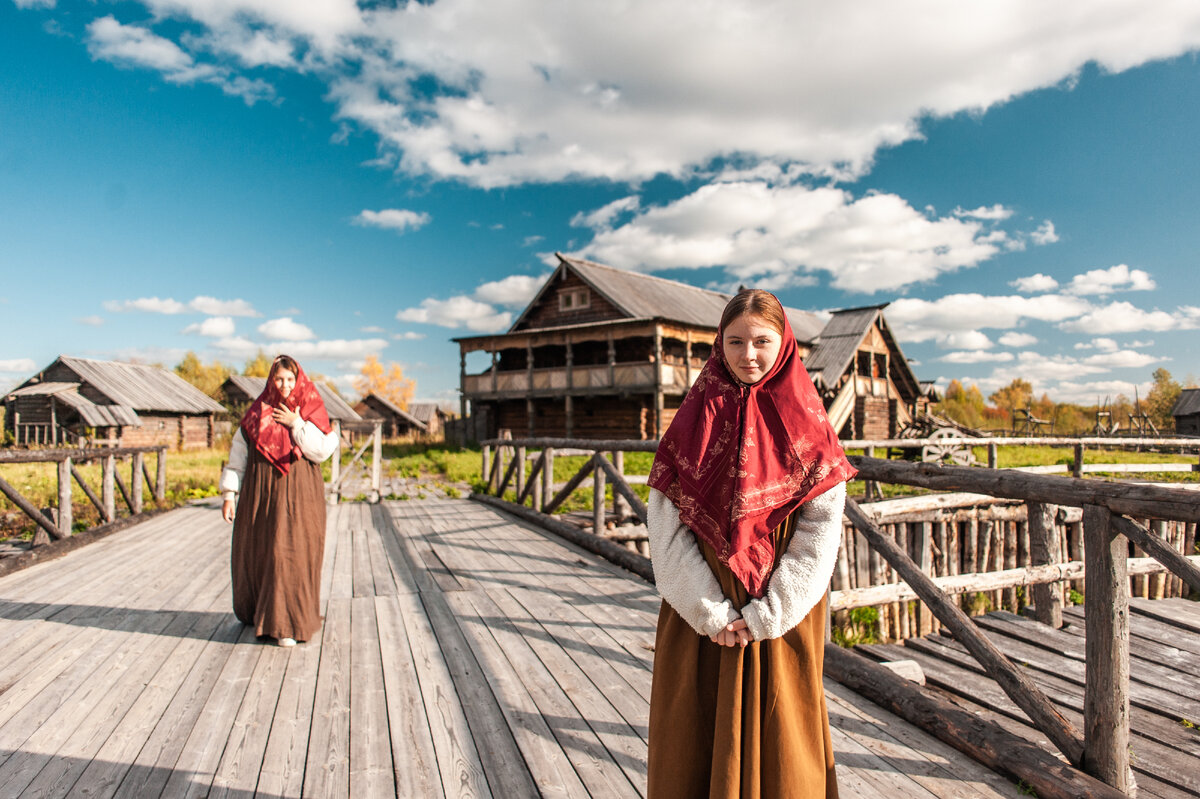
[374,595,445,799]
[207,644,292,799]
[255,622,326,798]
[302,597,351,799]
[352,527,375,598]
[349,596,394,799]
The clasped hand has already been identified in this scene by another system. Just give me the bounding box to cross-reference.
[710,618,751,647]
[271,405,300,427]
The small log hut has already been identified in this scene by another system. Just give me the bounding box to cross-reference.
[4,355,225,449]
[1172,387,1200,435]
[406,402,448,439]
[353,393,428,438]
[455,253,929,440]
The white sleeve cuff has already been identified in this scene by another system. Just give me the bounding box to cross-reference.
[648,489,739,637]
[742,481,845,641]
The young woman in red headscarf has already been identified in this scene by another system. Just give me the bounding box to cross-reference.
[646,289,857,798]
[220,355,339,647]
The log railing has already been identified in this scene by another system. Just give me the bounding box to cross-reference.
[0,446,168,541]
[476,437,1200,792]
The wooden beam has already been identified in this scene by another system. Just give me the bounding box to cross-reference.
[594,455,647,525]
[540,448,554,513]
[154,447,166,502]
[102,454,115,522]
[842,497,1085,766]
[57,457,73,536]
[130,452,143,515]
[542,457,596,516]
[1111,513,1200,596]
[593,454,606,533]
[0,473,65,540]
[849,455,1200,522]
[1082,505,1133,792]
[517,452,544,506]
[480,437,659,451]
[70,462,107,521]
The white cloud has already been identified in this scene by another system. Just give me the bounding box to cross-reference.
[77,315,105,327]
[1010,273,1059,293]
[257,317,315,341]
[998,331,1037,347]
[103,296,187,314]
[189,296,259,316]
[397,296,511,332]
[360,325,386,334]
[273,338,389,359]
[86,16,273,105]
[1031,220,1059,245]
[954,204,1012,221]
[983,351,1108,387]
[212,336,260,359]
[1064,263,1156,295]
[522,235,545,247]
[940,350,1014,364]
[1075,337,1120,351]
[183,316,236,337]
[1081,349,1165,369]
[473,273,550,308]
[1052,379,1152,404]
[64,2,1200,188]
[886,293,1092,342]
[14,0,55,8]
[353,208,431,234]
[569,181,1006,293]
[0,358,37,373]
[1058,301,1200,333]
[394,331,426,340]
[938,330,993,350]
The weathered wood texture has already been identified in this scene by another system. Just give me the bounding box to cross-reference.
[858,603,1200,798]
[0,498,1034,798]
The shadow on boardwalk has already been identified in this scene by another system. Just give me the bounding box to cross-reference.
[0,499,1027,798]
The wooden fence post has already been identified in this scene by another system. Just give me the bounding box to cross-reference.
[155,447,166,502]
[371,421,383,502]
[494,445,507,496]
[988,442,998,470]
[1073,442,1085,478]
[57,456,72,536]
[481,444,491,490]
[612,450,630,520]
[531,453,544,511]
[131,452,144,514]
[515,446,526,500]
[1028,502,1064,628]
[541,448,555,512]
[330,420,342,500]
[102,454,115,522]
[1082,504,1133,793]
[593,453,607,533]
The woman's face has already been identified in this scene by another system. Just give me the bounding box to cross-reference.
[722,314,783,385]
[273,367,297,400]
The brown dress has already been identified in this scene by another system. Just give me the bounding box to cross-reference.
[647,509,838,799]
[231,446,326,642]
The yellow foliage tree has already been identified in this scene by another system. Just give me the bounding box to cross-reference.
[244,350,273,377]
[174,352,232,397]
[354,354,415,409]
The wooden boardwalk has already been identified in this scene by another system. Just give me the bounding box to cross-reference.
[859,600,1200,799]
[0,498,1028,798]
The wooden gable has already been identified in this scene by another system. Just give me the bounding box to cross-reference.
[512,268,628,331]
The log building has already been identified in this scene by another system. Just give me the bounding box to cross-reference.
[455,254,927,440]
[5,355,226,449]
[353,393,428,438]
[1172,388,1200,435]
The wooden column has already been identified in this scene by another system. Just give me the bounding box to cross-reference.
[131,453,144,514]
[57,457,72,536]
[565,341,574,438]
[459,350,468,423]
[50,397,57,446]
[102,455,115,522]
[607,334,616,387]
[1082,504,1133,793]
[653,325,664,438]
[541,448,555,513]
[612,450,630,520]
[593,453,606,534]
[490,351,498,392]
[915,521,933,635]
[1028,502,1063,628]
[526,342,536,437]
[371,421,383,502]
[155,447,167,502]
[684,332,693,388]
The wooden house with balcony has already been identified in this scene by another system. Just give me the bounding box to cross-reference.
[455,254,925,440]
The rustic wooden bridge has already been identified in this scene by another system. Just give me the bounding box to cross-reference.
[0,497,1034,799]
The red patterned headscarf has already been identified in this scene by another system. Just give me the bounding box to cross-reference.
[648,293,856,597]
[240,357,332,475]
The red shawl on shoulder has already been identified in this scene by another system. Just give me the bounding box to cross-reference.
[239,361,332,475]
[648,294,856,597]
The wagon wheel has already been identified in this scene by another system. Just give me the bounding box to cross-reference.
[921,428,976,466]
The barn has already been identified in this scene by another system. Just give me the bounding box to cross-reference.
[1172,388,1200,435]
[407,402,449,439]
[353,394,428,439]
[5,355,226,449]
[455,254,925,441]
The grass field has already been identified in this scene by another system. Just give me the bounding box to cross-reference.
[3,440,1197,538]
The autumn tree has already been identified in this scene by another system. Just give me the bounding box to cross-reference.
[1145,367,1182,430]
[354,354,416,409]
[174,352,232,397]
[989,378,1033,419]
[934,379,988,429]
[243,350,273,377]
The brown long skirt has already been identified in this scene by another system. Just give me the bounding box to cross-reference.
[647,511,838,799]
[231,448,326,642]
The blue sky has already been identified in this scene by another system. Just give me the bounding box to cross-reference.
[3,1,1200,407]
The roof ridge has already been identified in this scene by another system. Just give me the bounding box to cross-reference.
[557,253,733,300]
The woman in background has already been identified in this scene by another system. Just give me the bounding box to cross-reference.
[646,289,857,797]
[221,355,338,647]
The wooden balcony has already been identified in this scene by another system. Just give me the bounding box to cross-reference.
[463,362,697,399]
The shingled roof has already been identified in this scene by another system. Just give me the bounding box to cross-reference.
[20,356,225,414]
[224,375,362,422]
[6,382,142,427]
[512,254,828,343]
[802,305,920,398]
[1173,388,1200,417]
